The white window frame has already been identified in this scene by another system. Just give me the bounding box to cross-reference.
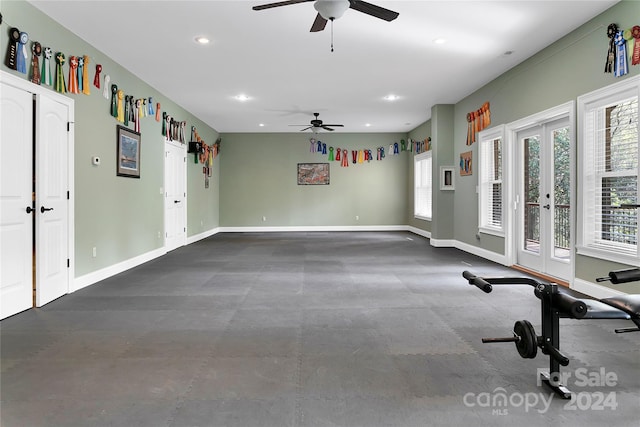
[478,125,505,237]
[577,75,640,265]
[414,151,432,221]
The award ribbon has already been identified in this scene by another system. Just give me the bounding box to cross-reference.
[82,56,90,94]
[632,26,640,65]
[67,56,79,94]
[342,150,349,167]
[77,56,84,93]
[335,147,341,161]
[124,96,130,126]
[162,112,167,137]
[94,64,102,88]
[367,149,373,162]
[357,150,364,163]
[393,142,399,155]
[614,31,628,77]
[322,143,327,155]
[148,98,154,116]
[351,150,357,164]
[317,140,322,152]
[155,103,161,122]
[103,75,111,99]
[16,32,28,74]
[381,146,385,159]
[328,147,334,161]
[41,47,52,86]
[6,27,20,70]
[31,42,42,85]
[117,90,125,122]
[138,99,144,119]
[55,52,66,93]
[110,85,118,117]
[401,139,406,151]
[605,24,618,73]
[310,138,316,153]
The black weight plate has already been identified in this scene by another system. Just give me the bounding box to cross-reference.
[514,320,537,359]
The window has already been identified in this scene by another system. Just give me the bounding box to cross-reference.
[414,151,432,220]
[578,77,640,262]
[478,127,504,236]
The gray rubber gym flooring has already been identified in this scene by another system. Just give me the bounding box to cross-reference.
[1,232,638,426]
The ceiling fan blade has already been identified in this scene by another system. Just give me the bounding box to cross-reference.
[252,0,313,11]
[299,126,313,131]
[348,0,399,21]
[310,13,328,32]
[322,126,335,131]
[322,124,343,127]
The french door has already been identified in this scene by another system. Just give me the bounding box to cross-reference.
[516,117,572,281]
[164,141,186,252]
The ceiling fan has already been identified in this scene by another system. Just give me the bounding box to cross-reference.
[290,113,344,132]
[252,0,399,32]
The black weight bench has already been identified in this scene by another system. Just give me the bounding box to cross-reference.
[462,270,639,398]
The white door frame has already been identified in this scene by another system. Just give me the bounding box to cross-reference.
[505,101,575,282]
[164,140,187,251]
[0,71,75,298]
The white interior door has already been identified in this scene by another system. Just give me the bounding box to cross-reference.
[164,142,186,252]
[35,94,70,306]
[0,83,34,319]
[517,118,572,280]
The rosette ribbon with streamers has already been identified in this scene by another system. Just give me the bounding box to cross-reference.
[335,148,341,162]
[77,56,84,93]
[393,143,399,155]
[31,42,41,85]
[341,150,349,167]
[110,85,118,117]
[117,90,125,123]
[310,138,316,153]
[124,96,130,126]
[633,26,640,66]
[614,30,629,77]
[148,98,154,116]
[55,52,66,93]
[328,147,334,161]
[16,32,28,74]
[317,140,322,152]
[103,75,111,99]
[94,64,102,88]
[155,103,161,122]
[605,24,618,73]
[6,27,20,70]
[351,150,357,164]
[322,143,327,155]
[41,47,52,86]
[67,56,79,94]
[82,56,90,94]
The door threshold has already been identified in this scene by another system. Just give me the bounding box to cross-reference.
[511,265,569,288]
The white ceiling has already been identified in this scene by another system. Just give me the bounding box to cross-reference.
[29,0,617,133]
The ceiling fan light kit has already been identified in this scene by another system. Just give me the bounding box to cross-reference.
[314,0,350,20]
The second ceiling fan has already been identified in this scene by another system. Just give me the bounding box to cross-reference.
[252,0,399,32]
[290,113,344,132]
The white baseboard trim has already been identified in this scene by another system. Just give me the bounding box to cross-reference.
[406,226,431,239]
[430,238,456,248]
[73,247,167,292]
[218,225,408,233]
[572,278,628,299]
[454,240,509,266]
[187,227,221,244]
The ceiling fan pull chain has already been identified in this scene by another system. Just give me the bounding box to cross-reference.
[331,18,334,52]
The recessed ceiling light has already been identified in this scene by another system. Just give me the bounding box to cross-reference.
[365,123,372,127]
[235,94,250,101]
[383,94,399,101]
[259,123,265,127]
[433,38,446,45]
[195,36,210,45]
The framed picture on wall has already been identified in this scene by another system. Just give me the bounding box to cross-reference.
[440,166,455,190]
[116,125,141,178]
[297,163,330,185]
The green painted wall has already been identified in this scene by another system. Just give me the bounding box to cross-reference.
[444,0,640,289]
[430,104,455,242]
[1,1,220,278]
[220,133,409,227]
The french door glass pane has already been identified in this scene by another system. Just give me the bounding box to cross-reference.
[553,127,571,259]
[524,136,540,253]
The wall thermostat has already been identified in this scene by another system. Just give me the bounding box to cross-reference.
[92,156,101,166]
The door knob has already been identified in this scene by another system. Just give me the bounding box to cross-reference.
[26,206,34,214]
[543,204,550,210]
[40,206,54,213]
[174,200,181,204]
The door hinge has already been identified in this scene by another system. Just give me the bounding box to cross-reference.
[67,190,70,200]
[67,122,73,132]
[67,259,70,268]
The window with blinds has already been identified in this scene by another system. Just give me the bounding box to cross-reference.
[479,128,504,235]
[579,78,639,260]
[414,151,432,220]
